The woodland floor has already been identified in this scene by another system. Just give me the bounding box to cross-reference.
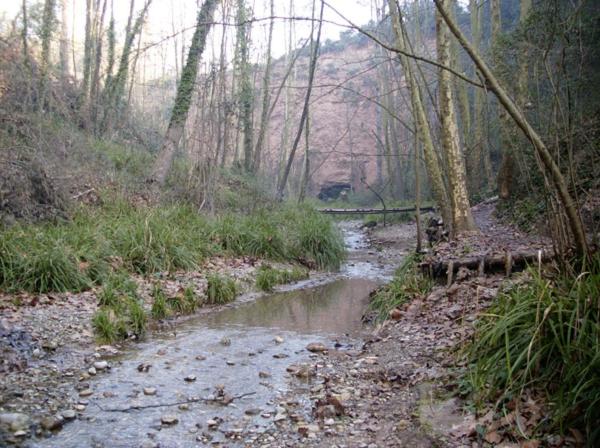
[0,204,566,447]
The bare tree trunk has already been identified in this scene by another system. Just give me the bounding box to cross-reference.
[390,1,452,227]
[90,0,108,126]
[59,0,70,84]
[252,0,275,172]
[81,0,94,108]
[149,0,219,186]
[433,0,589,257]
[436,0,477,235]
[276,0,324,201]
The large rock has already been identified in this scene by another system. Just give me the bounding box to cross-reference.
[0,413,30,432]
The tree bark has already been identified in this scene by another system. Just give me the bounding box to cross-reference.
[433,0,589,257]
[252,0,275,172]
[235,0,254,172]
[149,0,219,186]
[436,0,477,235]
[39,0,57,112]
[390,1,452,227]
[59,0,70,84]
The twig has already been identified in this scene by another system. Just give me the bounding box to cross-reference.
[95,392,256,413]
[71,188,96,200]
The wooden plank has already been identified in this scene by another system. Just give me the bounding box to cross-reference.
[317,206,436,215]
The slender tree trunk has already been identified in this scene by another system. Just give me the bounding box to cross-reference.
[39,0,57,112]
[433,0,589,257]
[149,0,219,186]
[90,0,107,126]
[390,1,452,227]
[468,0,485,192]
[436,0,477,234]
[59,0,70,84]
[276,0,324,201]
[81,0,94,108]
[252,0,275,172]
[235,0,254,172]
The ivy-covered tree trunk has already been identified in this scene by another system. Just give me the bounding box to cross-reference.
[148,0,219,186]
[38,0,57,112]
[435,0,477,234]
[100,0,152,133]
[235,0,254,172]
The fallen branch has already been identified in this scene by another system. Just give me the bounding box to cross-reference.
[95,392,256,413]
[318,206,436,215]
[71,188,96,200]
[420,250,554,280]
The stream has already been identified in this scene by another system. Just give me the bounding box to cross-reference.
[33,221,400,448]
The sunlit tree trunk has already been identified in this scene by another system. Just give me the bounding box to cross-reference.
[436,0,477,234]
[390,0,451,227]
[149,0,219,186]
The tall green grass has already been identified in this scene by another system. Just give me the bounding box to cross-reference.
[0,199,345,294]
[255,265,309,292]
[368,253,432,321]
[466,257,600,442]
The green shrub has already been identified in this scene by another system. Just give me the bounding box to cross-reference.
[206,274,238,304]
[466,257,600,441]
[368,253,431,321]
[182,285,199,313]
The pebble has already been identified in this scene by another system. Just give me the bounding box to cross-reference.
[306,342,327,353]
[61,410,76,420]
[226,360,235,366]
[195,355,206,361]
[244,408,262,416]
[274,336,284,344]
[184,375,197,382]
[93,361,108,370]
[206,419,218,427]
[78,389,93,397]
[88,367,97,376]
[178,404,189,411]
[143,387,157,396]
[161,415,178,425]
[74,404,86,411]
[258,371,271,378]
[220,337,231,346]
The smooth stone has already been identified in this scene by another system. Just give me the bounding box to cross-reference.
[161,415,178,425]
[184,375,197,382]
[88,367,97,376]
[306,342,327,353]
[93,361,108,370]
[79,389,93,397]
[143,387,157,396]
[274,336,284,344]
[61,410,76,420]
[258,371,271,378]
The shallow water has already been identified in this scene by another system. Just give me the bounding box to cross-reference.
[33,222,390,448]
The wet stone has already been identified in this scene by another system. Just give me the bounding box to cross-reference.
[93,361,108,370]
[78,389,93,397]
[61,410,76,420]
[40,415,64,431]
[184,375,197,382]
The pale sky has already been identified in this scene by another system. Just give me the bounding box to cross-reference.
[0,0,374,80]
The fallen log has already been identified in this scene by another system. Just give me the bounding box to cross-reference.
[318,206,436,215]
[420,249,553,280]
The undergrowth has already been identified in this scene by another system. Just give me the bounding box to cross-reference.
[368,253,432,321]
[255,265,309,292]
[465,256,600,442]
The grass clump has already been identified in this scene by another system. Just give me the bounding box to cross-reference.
[150,284,169,319]
[98,271,138,307]
[255,265,308,292]
[92,308,127,344]
[465,257,600,442]
[206,274,238,304]
[368,253,431,321]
